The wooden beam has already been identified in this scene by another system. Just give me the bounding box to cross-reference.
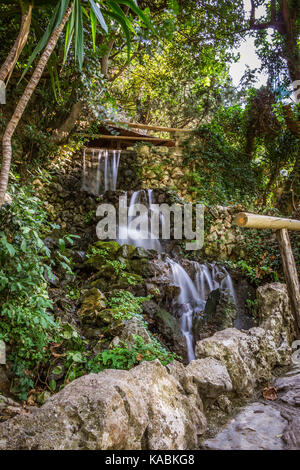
[276,228,300,335]
[82,134,175,143]
[234,212,300,231]
[105,120,194,133]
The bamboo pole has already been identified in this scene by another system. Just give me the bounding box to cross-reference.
[234,212,300,231]
[276,229,300,334]
[105,120,194,133]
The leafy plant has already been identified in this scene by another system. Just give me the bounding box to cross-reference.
[0,185,61,399]
[63,335,177,383]
[108,290,149,320]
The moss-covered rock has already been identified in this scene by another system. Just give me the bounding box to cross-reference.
[85,241,122,269]
[78,288,107,325]
[143,300,186,360]
[128,258,155,277]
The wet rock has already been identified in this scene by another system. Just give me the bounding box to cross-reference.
[142,301,186,359]
[128,258,155,277]
[193,288,237,342]
[85,241,121,269]
[203,367,300,450]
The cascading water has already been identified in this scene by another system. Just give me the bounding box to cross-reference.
[117,189,164,252]
[168,260,237,362]
[82,149,121,195]
[168,259,206,361]
[195,263,237,305]
[82,149,237,362]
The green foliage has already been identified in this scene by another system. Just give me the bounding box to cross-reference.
[0,185,60,399]
[0,301,59,400]
[20,0,152,80]
[108,290,150,320]
[0,185,53,297]
[55,233,80,275]
[64,335,177,383]
[183,126,264,206]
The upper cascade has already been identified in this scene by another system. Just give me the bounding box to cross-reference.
[82,149,121,195]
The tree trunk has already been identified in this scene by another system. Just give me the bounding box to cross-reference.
[281,0,300,85]
[0,2,33,83]
[0,5,72,206]
[52,101,83,144]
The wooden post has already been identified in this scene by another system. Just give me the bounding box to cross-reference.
[276,229,300,334]
[234,212,300,336]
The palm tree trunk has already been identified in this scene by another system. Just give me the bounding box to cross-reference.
[0,2,33,83]
[0,5,73,206]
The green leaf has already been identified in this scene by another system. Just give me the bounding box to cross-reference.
[52,365,63,375]
[90,7,97,51]
[74,0,84,69]
[58,238,66,251]
[106,0,136,33]
[19,0,70,83]
[49,379,57,391]
[68,351,83,363]
[88,0,108,33]
[118,0,153,31]
[63,4,75,64]
[105,10,131,61]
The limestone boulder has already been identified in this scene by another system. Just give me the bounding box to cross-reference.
[130,360,207,450]
[0,360,206,450]
[195,283,294,396]
[110,316,152,349]
[186,358,232,399]
[257,282,296,344]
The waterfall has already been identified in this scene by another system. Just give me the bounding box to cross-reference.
[82,151,238,362]
[117,189,164,252]
[82,149,121,195]
[168,259,237,362]
[168,259,200,305]
[194,263,237,304]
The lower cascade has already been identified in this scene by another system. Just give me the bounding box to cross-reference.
[83,149,237,362]
[168,259,237,361]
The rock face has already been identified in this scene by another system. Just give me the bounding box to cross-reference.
[203,366,300,450]
[0,360,206,450]
[195,283,295,395]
